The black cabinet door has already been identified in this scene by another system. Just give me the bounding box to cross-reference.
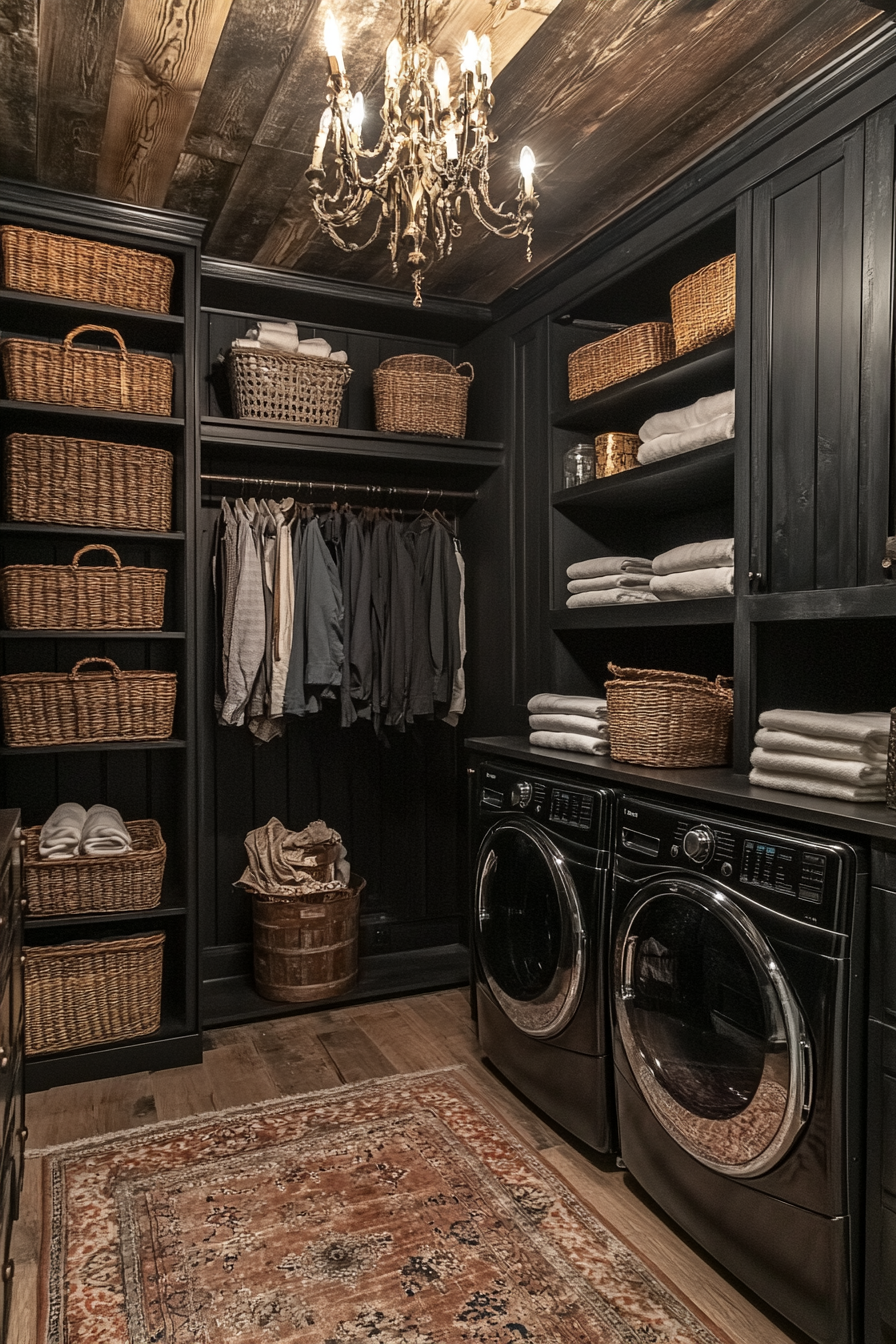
[751,127,866,593]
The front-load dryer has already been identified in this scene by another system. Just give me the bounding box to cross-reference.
[611,793,867,1344]
[472,759,615,1152]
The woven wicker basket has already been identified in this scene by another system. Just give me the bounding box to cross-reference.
[670,254,736,356]
[0,225,174,314]
[568,323,675,400]
[373,355,473,437]
[595,432,640,478]
[3,433,173,532]
[22,819,166,917]
[24,931,165,1056]
[605,662,733,768]
[1,544,166,630]
[0,656,176,748]
[0,324,174,416]
[227,347,352,425]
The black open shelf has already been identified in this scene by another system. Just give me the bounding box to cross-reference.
[554,334,735,432]
[0,289,184,350]
[25,901,187,931]
[745,586,896,621]
[202,943,470,1027]
[0,629,185,640]
[24,1022,202,1092]
[201,416,503,469]
[0,738,187,756]
[550,597,735,628]
[0,522,184,543]
[552,439,735,514]
[0,401,184,446]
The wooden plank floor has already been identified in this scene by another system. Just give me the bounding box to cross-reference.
[10,989,810,1344]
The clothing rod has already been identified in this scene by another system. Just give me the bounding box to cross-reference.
[200,472,479,501]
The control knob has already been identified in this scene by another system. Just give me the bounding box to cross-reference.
[511,781,533,809]
[682,825,715,864]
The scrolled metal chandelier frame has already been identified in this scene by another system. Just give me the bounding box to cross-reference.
[305,1,538,306]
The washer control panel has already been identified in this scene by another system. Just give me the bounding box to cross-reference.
[477,762,607,844]
[617,795,856,932]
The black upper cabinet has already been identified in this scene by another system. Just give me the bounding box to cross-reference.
[751,126,872,595]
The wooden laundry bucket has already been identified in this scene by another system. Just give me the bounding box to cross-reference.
[251,874,365,1003]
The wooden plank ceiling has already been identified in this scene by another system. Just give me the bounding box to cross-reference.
[1,0,889,303]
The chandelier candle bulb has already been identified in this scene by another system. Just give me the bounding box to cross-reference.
[386,38,402,86]
[461,30,480,76]
[478,35,493,85]
[520,146,536,198]
[433,56,451,107]
[324,10,344,74]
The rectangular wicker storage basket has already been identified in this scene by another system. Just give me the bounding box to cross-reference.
[1,544,167,630]
[0,656,176,747]
[0,324,173,416]
[605,662,733,768]
[1,225,174,314]
[227,348,352,425]
[22,819,166,917]
[568,323,675,400]
[595,432,640,478]
[24,931,165,1056]
[670,253,736,356]
[373,355,473,438]
[4,432,173,532]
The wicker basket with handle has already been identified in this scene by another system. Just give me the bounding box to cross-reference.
[595,432,641,478]
[3,432,173,531]
[373,354,473,437]
[605,662,733,768]
[227,347,352,425]
[22,819,166,917]
[0,324,174,415]
[568,323,675,400]
[24,931,165,1055]
[0,225,174,314]
[670,254,736,356]
[0,656,177,747]
[1,544,167,630]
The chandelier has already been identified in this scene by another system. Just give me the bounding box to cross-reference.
[305,1,538,306]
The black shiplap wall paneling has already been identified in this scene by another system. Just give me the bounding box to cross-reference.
[861,99,896,586]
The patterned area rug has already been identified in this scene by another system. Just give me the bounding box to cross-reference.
[38,1067,723,1343]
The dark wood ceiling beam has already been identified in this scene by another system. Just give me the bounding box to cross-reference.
[163,0,315,222]
[205,0,399,262]
[0,0,39,180]
[418,0,881,300]
[35,0,126,195]
[96,0,235,208]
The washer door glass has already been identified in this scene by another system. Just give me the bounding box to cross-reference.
[476,819,586,1039]
[615,883,812,1177]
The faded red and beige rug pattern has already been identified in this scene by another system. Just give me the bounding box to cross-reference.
[38,1067,721,1343]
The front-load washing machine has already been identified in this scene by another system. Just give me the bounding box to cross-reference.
[611,793,868,1344]
[472,759,615,1152]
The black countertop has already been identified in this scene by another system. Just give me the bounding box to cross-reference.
[465,736,896,844]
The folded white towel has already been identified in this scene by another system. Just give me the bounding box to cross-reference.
[530,731,610,756]
[529,713,609,738]
[567,589,661,607]
[566,556,653,580]
[748,768,885,803]
[649,567,734,600]
[652,538,735,575]
[329,350,348,364]
[757,709,891,747]
[749,748,885,786]
[527,693,607,717]
[79,804,133,855]
[231,337,265,350]
[639,390,735,442]
[567,573,652,593]
[39,803,87,859]
[246,320,298,340]
[754,727,887,763]
[637,413,735,465]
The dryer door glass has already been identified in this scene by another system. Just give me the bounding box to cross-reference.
[615,884,811,1178]
[476,819,586,1039]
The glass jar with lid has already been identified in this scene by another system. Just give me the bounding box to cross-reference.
[562,442,595,489]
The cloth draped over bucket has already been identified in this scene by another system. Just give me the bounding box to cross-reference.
[235,817,350,897]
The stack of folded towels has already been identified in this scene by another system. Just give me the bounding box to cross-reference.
[528,693,609,755]
[649,538,734,600]
[638,389,735,465]
[224,319,348,363]
[566,556,658,607]
[749,709,891,802]
[38,803,133,859]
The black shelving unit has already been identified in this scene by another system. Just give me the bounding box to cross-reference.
[0,183,204,1089]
